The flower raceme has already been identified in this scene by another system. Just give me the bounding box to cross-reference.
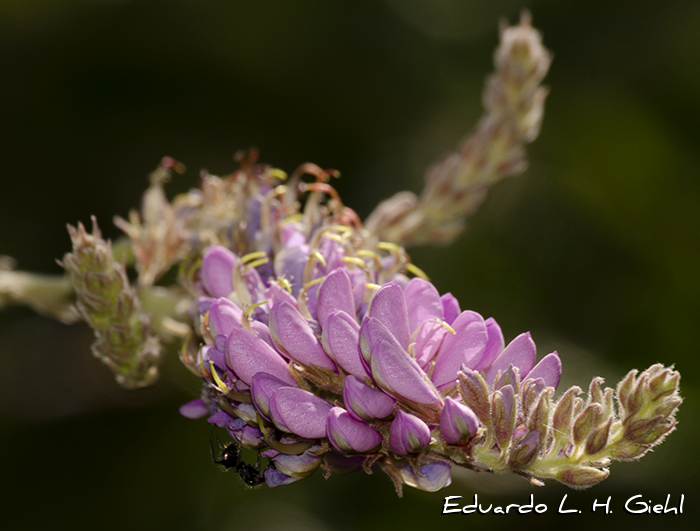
[181,235,680,494]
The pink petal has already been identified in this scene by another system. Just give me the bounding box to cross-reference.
[321,311,368,379]
[484,332,536,386]
[317,268,355,329]
[226,328,296,386]
[269,301,337,372]
[368,281,410,350]
[269,387,334,439]
[403,278,443,333]
[431,311,487,389]
[527,351,561,389]
[201,246,237,298]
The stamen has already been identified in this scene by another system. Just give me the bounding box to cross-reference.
[241,251,267,264]
[244,301,269,321]
[303,276,326,291]
[269,168,288,182]
[440,320,456,335]
[406,263,430,281]
[198,345,210,377]
[365,283,381,290]
[311,251,327,268]
[209,361,230,393]
[342,256,366,268]
[377,241,401,254]
[322,232,344,244]
[244,257,269,272]
[277,277,293,294]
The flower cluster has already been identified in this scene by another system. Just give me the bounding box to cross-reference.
[173,159,680,494]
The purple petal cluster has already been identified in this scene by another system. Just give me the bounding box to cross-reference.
[185,236,563,494]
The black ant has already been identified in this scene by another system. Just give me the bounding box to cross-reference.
[210,428,266,488]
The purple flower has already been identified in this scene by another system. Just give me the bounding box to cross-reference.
[527,351,562,388]
[269,300,337,372]
[362,317,444,412]
[327,407,383,453]
[483,332,536,386]
[431,310,488,390]
[321,310,367,379]
[270,447,323,478]
[268,387,334,439]
[368,282,410,350]
[225,328,296,386]
[392,461,452,492]
[343,375,396,421]
[316,268,355,329]
[251,372,296,420]
[389,410,432,455]
[439,396,479,445]
[403,278,443,332]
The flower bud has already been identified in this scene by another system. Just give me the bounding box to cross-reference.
[264,468,302,487]
[439,396,479,445]
[343,375,395,421]
[389,410,431,455]
[573,403,604,446]
[457,368,491,425]
[585,415,613,455]
[507,429,540,469]
[491,384,515,447]
[526,351,561,389]
[557,465,609,488]
[207,297,243,337]
[327,407,383,454]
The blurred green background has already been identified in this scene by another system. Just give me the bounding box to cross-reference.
[0,1,697,529]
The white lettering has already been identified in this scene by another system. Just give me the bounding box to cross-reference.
[443,496,462,514]
[559,494,579,514]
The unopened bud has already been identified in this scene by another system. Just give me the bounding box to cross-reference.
[557,465,609,488]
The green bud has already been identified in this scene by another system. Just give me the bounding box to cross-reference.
[573,403,603,446]
[557,465,609,488]
[457,369,491,426]
[585,415,613,455]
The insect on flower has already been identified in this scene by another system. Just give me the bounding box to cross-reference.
[210,428,266,489]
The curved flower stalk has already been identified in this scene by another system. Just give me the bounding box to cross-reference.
[0,16,682,495]
[365,12,551,246]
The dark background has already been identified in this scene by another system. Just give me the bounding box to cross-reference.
[0,1,697,529]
